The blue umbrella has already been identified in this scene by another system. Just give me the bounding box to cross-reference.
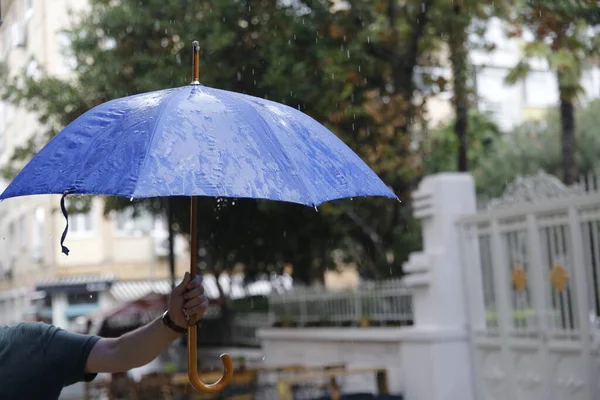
[0,42,396,392]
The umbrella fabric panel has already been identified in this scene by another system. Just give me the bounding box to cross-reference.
[134,85,396,205]
[0,85,395,205]
[0,89,178,200]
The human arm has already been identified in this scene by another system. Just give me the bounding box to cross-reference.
[85,272,208,373]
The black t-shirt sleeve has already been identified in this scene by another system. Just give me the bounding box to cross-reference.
[45,326,102,386]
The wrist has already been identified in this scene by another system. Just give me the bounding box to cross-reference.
[161,310,187,334]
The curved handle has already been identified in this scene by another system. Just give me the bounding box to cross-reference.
[187,324,234,393]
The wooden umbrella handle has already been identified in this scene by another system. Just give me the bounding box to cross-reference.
[187,325,234,393]
[188,195,233,393]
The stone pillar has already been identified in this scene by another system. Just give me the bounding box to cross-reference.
[401,173,476,400]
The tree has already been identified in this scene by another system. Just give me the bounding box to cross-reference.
[475,99,600,197]
[504,0,600,184]
[420,110,503,175]
[1,0,442,284]
[432,0,511,172]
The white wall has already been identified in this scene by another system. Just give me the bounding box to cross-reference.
[259,174,478,400]
[259,328,406,394]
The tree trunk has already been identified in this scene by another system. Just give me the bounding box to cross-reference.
[558,72,577,185]
[449,5,470,172]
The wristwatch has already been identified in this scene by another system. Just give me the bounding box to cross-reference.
[161,310,187,334]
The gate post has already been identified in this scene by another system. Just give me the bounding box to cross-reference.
[401,173,476,400]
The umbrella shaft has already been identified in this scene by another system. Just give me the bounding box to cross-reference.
[190,196,198,279]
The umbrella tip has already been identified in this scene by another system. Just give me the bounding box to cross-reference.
[191,41,200,84]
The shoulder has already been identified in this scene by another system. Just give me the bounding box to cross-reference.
[1,321,56,338]
[0,322,61,351]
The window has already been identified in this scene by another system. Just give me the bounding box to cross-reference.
[116,208,154,236]
[31,207,45,261]
[1,25,10,60]
[70,212,93,234]
[55,32,77,74]
[24,0,34,20]
[25,59,39,80]
[66,198,94,235]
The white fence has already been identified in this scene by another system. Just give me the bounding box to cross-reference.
[230,312,271,347]
[268,279,413,327]
[460,171,600,400]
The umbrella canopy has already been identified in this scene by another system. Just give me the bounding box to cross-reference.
[0,85,395,205]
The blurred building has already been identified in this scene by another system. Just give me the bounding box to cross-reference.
[426,17,600,132]
[0,0,189,328]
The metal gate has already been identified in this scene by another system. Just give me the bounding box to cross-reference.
[460,173,600,400]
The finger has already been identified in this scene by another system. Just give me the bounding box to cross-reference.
[172,272,191,295]
[184,286,205,300]
[184,295,208,310]
[185,300,209,316]
[187,275,203,290]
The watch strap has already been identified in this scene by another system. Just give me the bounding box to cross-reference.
[161,310,187,334]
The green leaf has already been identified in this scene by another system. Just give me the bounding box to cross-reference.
[505,60,530,85]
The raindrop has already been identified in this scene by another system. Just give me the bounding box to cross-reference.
[262,356,266,361]
[421,2,426,12]
[358,65,361,72]
[130,197,134,202]
[1,237,4,240]
[347,50,350,59]
[237,72,242,81]
[314,206,318,212]
[367,36,370,43]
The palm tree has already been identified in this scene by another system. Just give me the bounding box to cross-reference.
[505,0,599,184]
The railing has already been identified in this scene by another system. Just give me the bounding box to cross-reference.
[230,311,271,347]
[268,279,413,327]
[227,280,414,346]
